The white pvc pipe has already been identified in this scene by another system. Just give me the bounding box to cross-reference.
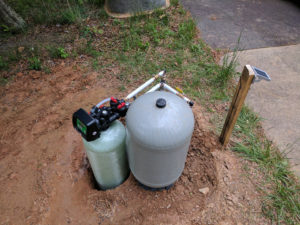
[163,83,192,104]
[158,70,166,77]
[146,83,161,93]
[125,77,156,100]
[96,98,110,108]
[125,70,166,100]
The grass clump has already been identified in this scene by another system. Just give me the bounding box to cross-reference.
[170,0,179,6]
[28,56,41,70]
[48,47,69,59]
[60,7,82,24]
[56,47,69,59]
[178,19,196,42]
[0,56,8,71]
[215,51,238,87]
[0,49,23,71]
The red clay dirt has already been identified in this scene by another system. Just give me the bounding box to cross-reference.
[0,62,269,224]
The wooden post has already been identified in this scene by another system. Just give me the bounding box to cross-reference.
[219,65,255,146]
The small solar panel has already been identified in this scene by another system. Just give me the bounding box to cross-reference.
[252,66,271,81]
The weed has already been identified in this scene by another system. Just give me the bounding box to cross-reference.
[0,56,8,70]
[0,48,23,71]
[170,0,179,6]
[43,66,51,74]
[190,43,204,54]
[92,59,99,70]
[57,47,69,59]
[160,14,169,26]
[48,47,69,59]
[123,31,143,51]
[80,26,93,38]
[97,8,108,19]
[84,41,102,57]
[8,51,20,62]
[234,106,261,136]
[214,35,241,88]
[28,57,42,70]
[92,27,104,35]
[61,8,80,24]
[80,25,104,37]
[178,7,186,15]
[211,89,228,101]
[215,51,238,87]
[47,46,58,58]
[112,19,122,26]
[178,19,196,42]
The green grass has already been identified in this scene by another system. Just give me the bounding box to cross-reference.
[215,36,241,88]
[0,56,8,71]
[216,51,238,88]
[48,46,69,59]
[234,106,261,137]
[233,107,300,224]
[0,48,23,71]
[6,0,105,26]
[28,56,41,70]
[110,9,229,91]
[178,19,196,42]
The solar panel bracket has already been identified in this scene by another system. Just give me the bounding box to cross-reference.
[251,66,271,83]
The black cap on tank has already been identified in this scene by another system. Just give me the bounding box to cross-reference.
[156,98,166,108]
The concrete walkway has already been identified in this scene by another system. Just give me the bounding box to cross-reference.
[237,45,300,175]
[180,0,300,176]
[181,0,300,50]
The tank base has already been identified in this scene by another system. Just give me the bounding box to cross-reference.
[92,169,130,191]
[138,181,174,191]
[104,0,170,18]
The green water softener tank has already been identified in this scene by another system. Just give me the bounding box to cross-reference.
[82,120,129,190]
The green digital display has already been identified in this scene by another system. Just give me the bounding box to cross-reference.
[77,118,87,135]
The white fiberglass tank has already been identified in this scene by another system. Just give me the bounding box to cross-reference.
[126,91,194,188]
[83,120,129,190]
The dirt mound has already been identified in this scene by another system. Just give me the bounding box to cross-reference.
[83,119,218,224]
[0,64,268,224]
